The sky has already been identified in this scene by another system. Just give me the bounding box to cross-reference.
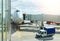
[0,0,60,18]
[11,0,60,15]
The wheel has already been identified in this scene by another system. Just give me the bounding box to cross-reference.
[35,34,42,38]
[35,35,39,38]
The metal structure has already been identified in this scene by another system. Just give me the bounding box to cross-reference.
[5,0,11,41]
[0,0,11,41]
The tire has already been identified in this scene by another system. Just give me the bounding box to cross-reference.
[35,34,42,38]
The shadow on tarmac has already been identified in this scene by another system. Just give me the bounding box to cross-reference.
[35,37,53,41]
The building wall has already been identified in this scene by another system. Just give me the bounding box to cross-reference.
[24,14,60,22]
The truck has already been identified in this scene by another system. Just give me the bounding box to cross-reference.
[35,21,55,38]
[36,27,55,38]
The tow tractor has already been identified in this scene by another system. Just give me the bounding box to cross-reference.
[35,21,55,38]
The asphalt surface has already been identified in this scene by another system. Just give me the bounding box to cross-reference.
[11,25,60,41]
[11,31,60,41]
[0,24,59,41]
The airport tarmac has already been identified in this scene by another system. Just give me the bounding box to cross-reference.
[11,25,60,41]
[11,30,60,41]
[0,23,57,41]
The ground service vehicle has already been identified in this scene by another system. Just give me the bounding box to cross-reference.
[36,22,55,38]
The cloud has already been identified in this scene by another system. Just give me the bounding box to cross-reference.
[11,0,41,14]
[11,0,60,15]
[36,0,60,15]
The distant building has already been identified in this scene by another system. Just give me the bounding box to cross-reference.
[23,14,60,22]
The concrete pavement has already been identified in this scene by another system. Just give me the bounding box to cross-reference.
[11,30,60,41]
